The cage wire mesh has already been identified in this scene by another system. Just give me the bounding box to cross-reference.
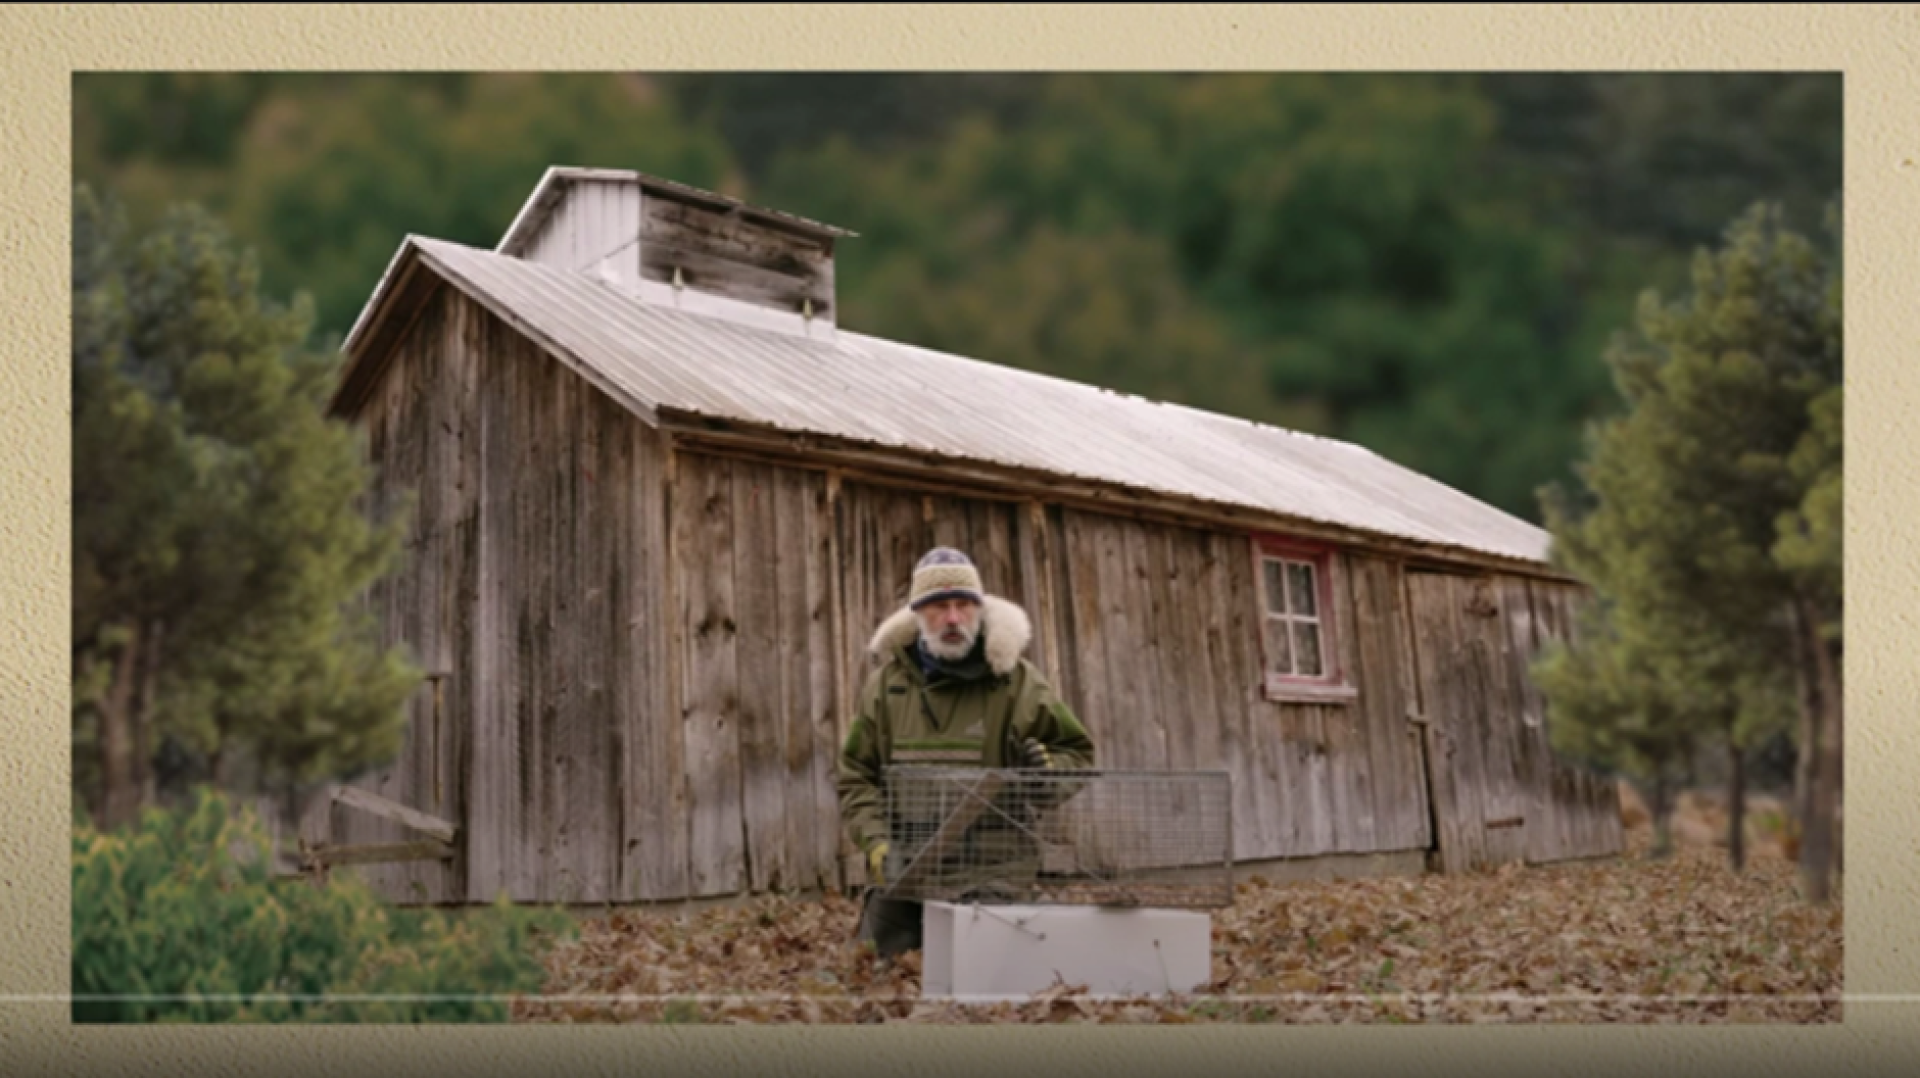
[877,767,1234,909]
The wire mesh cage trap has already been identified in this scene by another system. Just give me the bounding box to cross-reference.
[876,767,1234,910]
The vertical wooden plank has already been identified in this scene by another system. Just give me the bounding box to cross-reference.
[592,380,630,905]
[1292,704,1330,857]
[1167,528,1228,866]
[1451,578,1501,871]
[830,474,864,887]
[1076,510,1138,872]
[1346,557,1387,855]
[927,493,967,553]
[1139,523,1190,842]
[971,499,1021,611]
[887,486,933,611]
[547,367,580,904]
[1389,561,1434,852]
[1016,501,1060,687]
[1444,578,1492,871]
[621,428,689,900]
[578,386,627,901]
[1200,531,1256,861]
[425,293,472,903]
[1349,556,1424,853]
[730,460,789,894]
[1321,708,1357,857]
[1170,529,1222,776]
[1406,571,1468,873]
[544,369,602,903]
[1060,510,1115,772]
[1218,532,1284,860]
[1093,515,1144,771]
[770,466,817,892]
[1127,523,1173,770]
[803,471,840,892]
[466,302,518,903]
[438,292,480,905]
[509,332,552,904]
[679,453,745,897]
[1474,577,1529,868]
[1324,557,1370,855]
[1045,504,1081,721]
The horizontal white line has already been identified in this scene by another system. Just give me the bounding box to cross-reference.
[25,993,1865,1004]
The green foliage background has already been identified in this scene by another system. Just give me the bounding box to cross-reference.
[72,788,573,1022]
[72,71,1841,524]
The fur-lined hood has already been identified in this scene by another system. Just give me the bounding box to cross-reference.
[867,595,1033,676]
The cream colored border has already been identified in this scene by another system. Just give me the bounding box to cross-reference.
[3,3,1909,1071]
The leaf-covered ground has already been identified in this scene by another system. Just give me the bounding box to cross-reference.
[512,824,1841,1025]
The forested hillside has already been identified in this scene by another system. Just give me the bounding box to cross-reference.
[72,72,1840,523]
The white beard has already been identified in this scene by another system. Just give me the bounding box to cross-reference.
[919,619,979,661]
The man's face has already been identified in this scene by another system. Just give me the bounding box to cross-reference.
[917,597,982,660]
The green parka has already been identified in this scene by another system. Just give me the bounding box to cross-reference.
[836,595,1096,859]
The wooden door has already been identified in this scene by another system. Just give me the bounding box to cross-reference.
[1404,570,1530,873]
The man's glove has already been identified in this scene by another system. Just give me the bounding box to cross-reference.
[1020,738,1053,769]
[867,841,889,887]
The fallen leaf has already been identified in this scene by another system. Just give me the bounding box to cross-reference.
[1278,970,1325,993]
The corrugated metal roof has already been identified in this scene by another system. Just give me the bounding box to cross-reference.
[363,234,1555,567]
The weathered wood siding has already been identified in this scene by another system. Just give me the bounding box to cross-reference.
[663,453,842,897]
[346,287,1613,906]
[1405,569,1621,872]
[640,196,835,321]
[1047,508,1432,865]
[346,288,668,905]
[340,285,481,904]
[464,291,640,904]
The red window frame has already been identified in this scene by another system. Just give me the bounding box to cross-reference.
[1249,533,1355,703]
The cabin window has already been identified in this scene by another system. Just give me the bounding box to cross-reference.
[1252,536,1356,703]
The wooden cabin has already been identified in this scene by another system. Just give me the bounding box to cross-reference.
[318,166,1622,906]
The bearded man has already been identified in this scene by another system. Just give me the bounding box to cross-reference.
[836,546,1096,959]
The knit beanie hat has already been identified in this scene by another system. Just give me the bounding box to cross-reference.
[908,547,985,610]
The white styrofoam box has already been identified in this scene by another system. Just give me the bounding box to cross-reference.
[920,902,1212,1002]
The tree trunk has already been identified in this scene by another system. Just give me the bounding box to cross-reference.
[1727,734,1747,874]
[97,621,143,831]
[1789,602,1816,846]
[1798,594,1843,903]
[1649,771,1673,860]
[133,618,163,811]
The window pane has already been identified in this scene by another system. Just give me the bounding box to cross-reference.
[1263,559,1287,615]
[1267,615,1292,674]
[1287,561,1317,617]
[1293,621,1323,677]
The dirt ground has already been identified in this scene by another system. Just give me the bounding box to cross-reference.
[513,786,1841,1024]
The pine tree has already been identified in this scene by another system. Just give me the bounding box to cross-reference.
[72,185,420,829]
[1538,201,1840,893]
